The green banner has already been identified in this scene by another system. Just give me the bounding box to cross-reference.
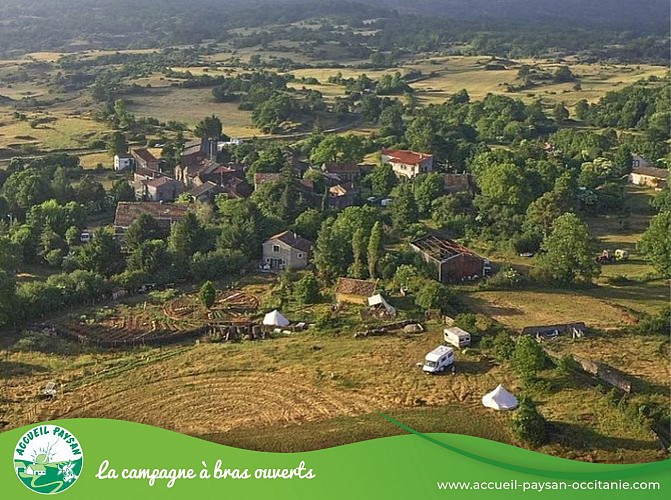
[2,418,668,499]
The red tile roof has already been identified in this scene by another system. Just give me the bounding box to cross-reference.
[144,176,181,188]
[382,149,433,165]
[335,278,377,296]
[132,148,158,164]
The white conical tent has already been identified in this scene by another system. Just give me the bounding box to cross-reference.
[482,384,518,410]
[263,310,290,327]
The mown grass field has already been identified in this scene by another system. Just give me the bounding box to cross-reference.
[0,114,107,152]
[124,87,261,137]
[2,325,663,462]
[1,262,666,464]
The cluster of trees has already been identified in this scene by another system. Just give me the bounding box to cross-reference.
[0,191,292,328]
[639,187,670,279]
[0,155,131,221]
[577,78,670,134]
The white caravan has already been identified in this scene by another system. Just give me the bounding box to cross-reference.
[443,326,471,348]
[423,345,454,374]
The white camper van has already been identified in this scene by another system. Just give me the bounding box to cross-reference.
[444,326,471,348]
[423,345,454,374]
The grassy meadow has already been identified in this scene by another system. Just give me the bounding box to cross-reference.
[1,316,663,463]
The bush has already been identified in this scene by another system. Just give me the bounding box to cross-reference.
[493,332,516,361]
[13,331,77,354]
[314,310,340,330]
[512,336,547,380]
[529,266,554,286]
[294,272,320,304]
[512,396,548,445]
[606,275,633,286]
[199,280,216,309]
[634,307,670,336]
[191,250,247,282]
[511,230,542,253]
[148,288,178,302]
[486,266,525,289]
[414,281,452,313]
[555,354,578,374]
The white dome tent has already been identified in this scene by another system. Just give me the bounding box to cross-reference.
[262,310,290,328]
[482,384,518,410]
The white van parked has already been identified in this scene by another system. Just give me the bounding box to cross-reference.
[423,345,454,374]
[444,326,471,348]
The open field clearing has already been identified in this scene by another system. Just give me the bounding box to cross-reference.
[0,81,51,101]
[0,114,108,151]
[78,151,112,169]
[125,87,262,137]
[286,56,668,110]
[405,56,668,104]
[462,290,638,331]
[551,332,670,389]
[1,324,662,462]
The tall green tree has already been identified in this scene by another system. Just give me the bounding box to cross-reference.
[367,221,383,279]
[512,336,547,380]
[313,219,345,281]
[1,169,53,219]
[199,280,216,309]
[295,272,320,304]
[414,281,451,313]
[552,103,569,123]
[194,115,223,141]
[349,228,367,279]
[75,228,124,277]
[106,131,128,157]
[124,213,163,252]
[413,172,444,217]
[292,209,323,242]
[127,239,168,276]
[538,213,599,285]
[109,179,135,204]
[368,163,397,198]
[390,184,418,230]
[309,134,365,165]
[168,212,205,275]
[523,183,572,237]
[217,198,266,259]
[476,162,532,213]
[0,270,17,329]
[638,210,670,278]
[512,396,547,445]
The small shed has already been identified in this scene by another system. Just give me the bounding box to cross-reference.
[263,310,290,327]
[335,278,377,305]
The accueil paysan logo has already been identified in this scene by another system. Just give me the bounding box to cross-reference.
[13,424,83,494]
